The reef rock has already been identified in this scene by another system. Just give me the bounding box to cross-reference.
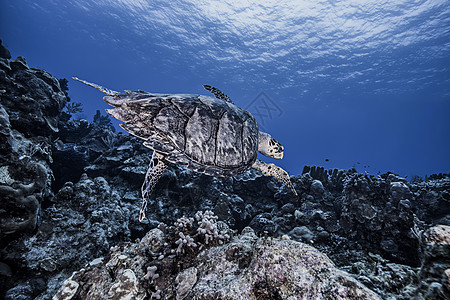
[0,40,11,59]
[0,54,67,241]
[415,225,450,299]
[339,172,418,265]
[411,175,450,224]
[54,226,379,299]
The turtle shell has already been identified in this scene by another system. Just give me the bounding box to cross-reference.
[104,91,259,177]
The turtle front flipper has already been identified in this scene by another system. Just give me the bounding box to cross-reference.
[251,160,298,196]
[140,151,169,222]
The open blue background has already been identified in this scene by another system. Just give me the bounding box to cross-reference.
[1,0,449,178]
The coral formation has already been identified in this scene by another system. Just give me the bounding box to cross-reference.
[0,54,67,244]
[0,40,11,59]
[54,226,380,300]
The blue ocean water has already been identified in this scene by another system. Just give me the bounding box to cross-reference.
[1,0,449,178]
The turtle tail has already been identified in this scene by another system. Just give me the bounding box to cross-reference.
[72,77,121,96]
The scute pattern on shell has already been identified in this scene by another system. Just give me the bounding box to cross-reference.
[106,92,259,177]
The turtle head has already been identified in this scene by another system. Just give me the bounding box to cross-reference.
[258,131,284,159]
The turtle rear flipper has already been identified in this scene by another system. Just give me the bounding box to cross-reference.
[140,151,169,222]
[203,85,233,103]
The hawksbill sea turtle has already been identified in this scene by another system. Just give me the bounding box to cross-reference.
[73,77,298,221]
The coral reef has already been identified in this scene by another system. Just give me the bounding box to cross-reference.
[339,173,418,265]
[0,40,11,59]
[0,55,67,244]
[54,225,379,300]
[0,53,449,299]
[415,225,450,299]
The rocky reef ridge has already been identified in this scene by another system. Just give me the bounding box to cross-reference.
[54,224,380,300]
[0,54,449,299]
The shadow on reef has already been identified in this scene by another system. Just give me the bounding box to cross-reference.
[0,53,449,299]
